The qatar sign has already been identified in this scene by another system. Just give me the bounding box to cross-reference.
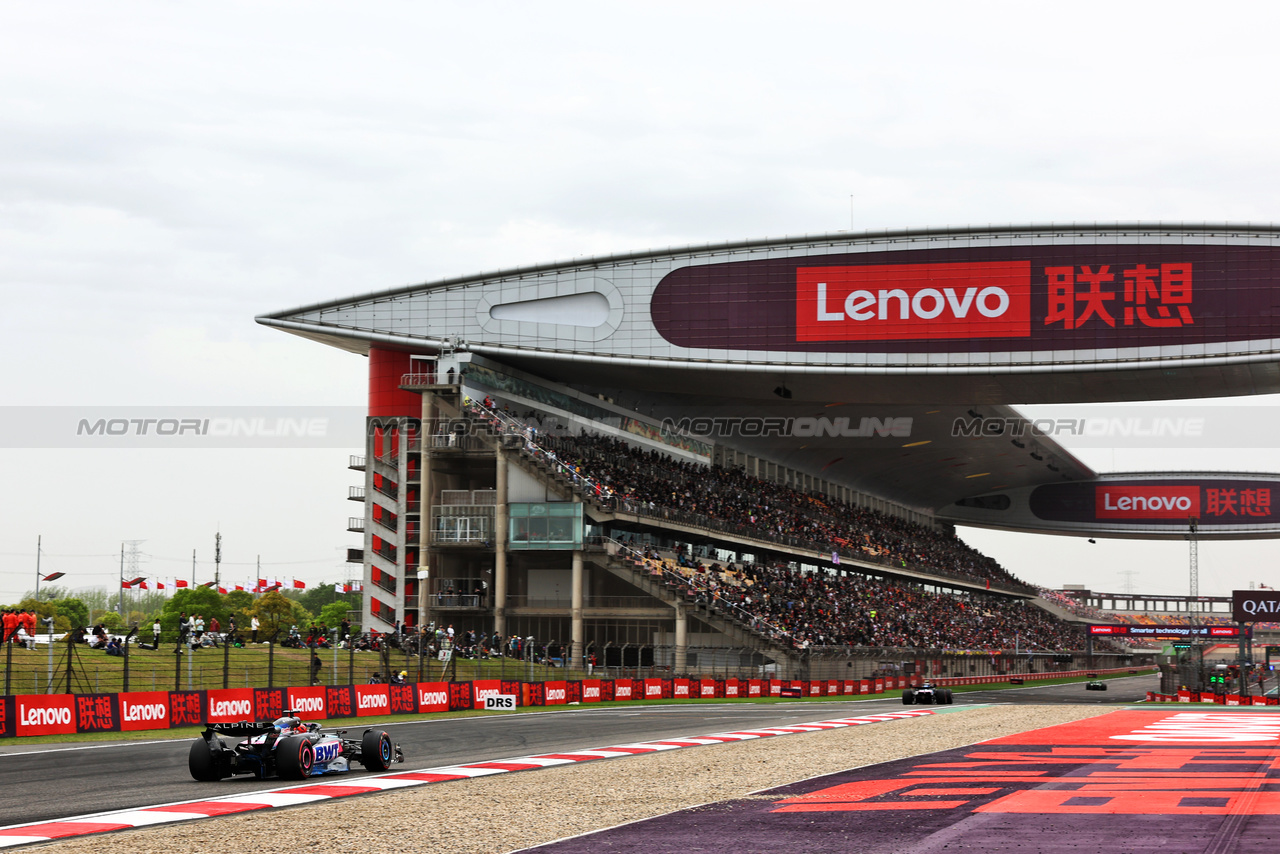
[650,243,1280,354]
[1233,590,1280,623]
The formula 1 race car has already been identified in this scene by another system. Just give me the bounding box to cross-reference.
[189,713,404,781]
[1085,680,1108,691]
[902,683,953,705]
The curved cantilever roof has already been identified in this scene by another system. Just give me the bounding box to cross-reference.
[259,223,1280,536]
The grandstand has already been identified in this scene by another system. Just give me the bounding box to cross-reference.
[258,224,1280,678]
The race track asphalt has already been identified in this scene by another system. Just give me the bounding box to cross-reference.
[0,674,1160,829]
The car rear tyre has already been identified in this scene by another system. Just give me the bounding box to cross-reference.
[941,689,954,704]
[189,738,225,781]
[277,736,315,779]
[361,730,394,771]
[902,689,915,705]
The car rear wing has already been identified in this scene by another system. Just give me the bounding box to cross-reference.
[205,721,276,737]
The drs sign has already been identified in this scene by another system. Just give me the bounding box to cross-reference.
[483,695,516,711]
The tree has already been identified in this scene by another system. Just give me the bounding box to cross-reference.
[249,591,295,638]
[318,600,355,629]
[160,587,228,630]
[51,597,89,630]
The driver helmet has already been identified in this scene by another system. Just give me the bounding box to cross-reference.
[273,715,302,733]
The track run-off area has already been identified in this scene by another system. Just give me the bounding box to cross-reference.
[6,674,1280,852]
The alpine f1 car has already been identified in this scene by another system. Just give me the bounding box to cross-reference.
[1085,680,1108,691]
[189,713,404,781]
[902,682,953,705]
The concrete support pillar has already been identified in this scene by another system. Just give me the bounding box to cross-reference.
[674,601,688,675]
[494,445,508,640]
[418,392,435,633]
[571,549,584,667]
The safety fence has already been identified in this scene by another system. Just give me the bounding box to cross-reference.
[0,666,1148,739]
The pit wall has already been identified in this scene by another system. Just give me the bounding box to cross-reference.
[1147,690,1279,706]
[0,667,1149,739]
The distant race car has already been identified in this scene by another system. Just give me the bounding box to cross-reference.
[1085,680,1108,691]
[189,713,403,781]
[902,683,953,705]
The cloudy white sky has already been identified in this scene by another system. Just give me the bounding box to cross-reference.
[3,1,1280,605]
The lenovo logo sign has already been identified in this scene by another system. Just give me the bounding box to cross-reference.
[796,261,1031,342]
[1096,485,1200,519]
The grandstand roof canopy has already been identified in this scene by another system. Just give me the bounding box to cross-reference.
[260,223,1280,540]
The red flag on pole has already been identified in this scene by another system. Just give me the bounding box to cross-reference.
[293,579,306,589]
[175,579,189,588]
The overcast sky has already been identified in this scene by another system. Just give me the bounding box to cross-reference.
[4,1,1280,605]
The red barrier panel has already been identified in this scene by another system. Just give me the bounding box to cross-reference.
[17,694,76,737]
[747,679,762,698]
[725,679,739,698]
[206,688,255,724]
[73,693,118,734]
[582,679,602,703]
[471,679,502,707]
[286,686,326,720]
[644,679,664,700]
[614,679,634,701]
[120,691,170,732]
[545,681,568,705]
[416,681,449,712]
[325,685,355,717]
[354,684,390,716]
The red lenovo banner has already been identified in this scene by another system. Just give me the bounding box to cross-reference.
[699,680,717,699]
[287,687,326,720]
[472,679,502,707]
[354,684,390,717]
[581,680,601,703]
[16,694,76,737]
[544,681,568,705]
[206,688,254,724]
[1096,485,1199,519]
[119,691,170,732]
[416,681,449,713]
[725,679,739,698]
[748,679,762,697]
[614,679,634,701]
[795,262,1032,343]
[674,679,691,699]
[644,679,663,700]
